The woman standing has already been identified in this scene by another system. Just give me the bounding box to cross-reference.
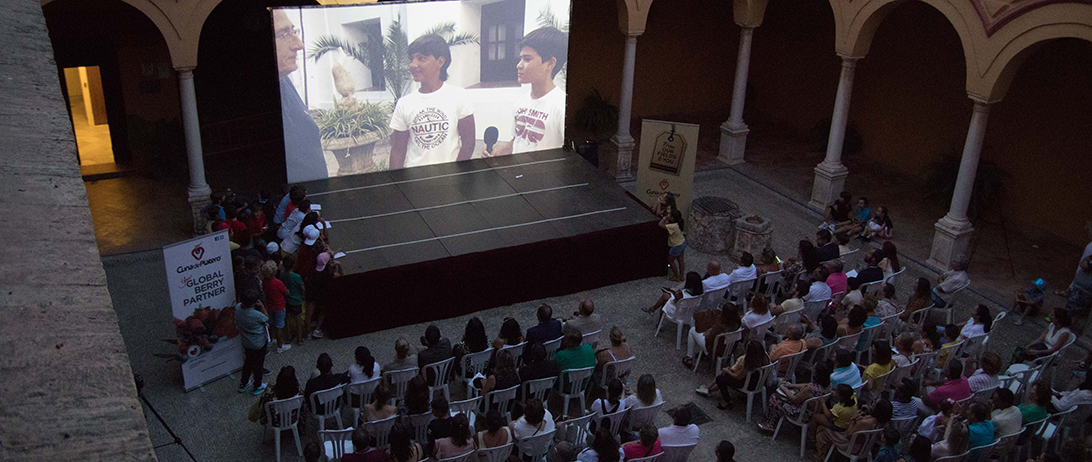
[660,209,687,281]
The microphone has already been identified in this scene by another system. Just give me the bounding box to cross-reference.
[484,126,499,154]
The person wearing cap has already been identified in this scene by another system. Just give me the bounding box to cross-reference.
[305,246,341,340]
[657,406,699,446]
[278,199,311,252]
[1011,278,1047,326]
[294,224,324,281]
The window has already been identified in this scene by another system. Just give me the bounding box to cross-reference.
[479,0,524,83]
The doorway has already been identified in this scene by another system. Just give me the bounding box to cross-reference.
[62,66,119,173]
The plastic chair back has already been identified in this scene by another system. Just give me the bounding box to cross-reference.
[967,440,1000,462]
[626,402,665,432]
[809,340,840,369]
[449,396,481,419]
[860,281,883,298]
[517,429,556,462]
[712,328,745,372]
[461,348,494,395]
[556,367,595,417]
[483,384,520,421]
[476,443,514,462]
[500,341,527,367]
[747,316,775,342]
[319,428,354,461]
[435,451,477,462]
[422,356,456,401]
[344,377,381,425]
[599,406,628,438]
[776,349,809,383]
[771,310,803,339]
[627,453,664,462]
[581,329,602,349]
[802,299,830,321]
[599,356,635,389]
[556,413,595,446]
[835,332,862,352]
[266,395,303,431]
[382,367,419,402]
[543,337,562,361]
[906,307,931,335]
[407,411,433,444]
[699,287,728,312]
[522,377,556,403]
[361,415,397,449]
[933,450,970,462]
[310,385,346,431]
[760,270,784,300]
[727,278,757,303]
[660,443,697,462]
[936,340,964,369]
[884,267,906,284]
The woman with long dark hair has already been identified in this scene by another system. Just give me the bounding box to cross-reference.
[644,271,704,315]
[957,304,993,341]
[577,426,622,462]
[432,414,475,459]
[386,422,423,462]
[902,278,932,323]
[492,317,524,349]
[878,241,901,276]
[453,317,489,377]
[706,339,769,409]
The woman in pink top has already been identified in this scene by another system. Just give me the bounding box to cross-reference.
[622,424,662,460]
[433,414,476,459]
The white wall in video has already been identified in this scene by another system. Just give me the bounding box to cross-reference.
[273,0,571,183]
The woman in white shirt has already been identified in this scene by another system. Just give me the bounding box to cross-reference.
[577,427,624,462]
[625,374,664,408]
[1015,308,1073,363]
[742,293,775,334]
[348,346,381,383]
[644,272,703,316]
[956,304,992,341]
[509,397,554,440]
[590,379,629,429]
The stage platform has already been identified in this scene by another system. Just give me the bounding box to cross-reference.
[299,149,665,338]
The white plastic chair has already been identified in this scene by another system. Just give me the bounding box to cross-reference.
[699,287,728,312]
[741,360,780,422]
[598,406,628,438]
[657,295,702,350]
[808,340,840,370]
[889,415,921,448]
[933,287,967,325]
[823,427,884,462]
[435,450,477,462]
[581,329,602,349]
[934,340,964,371]
[264,395,304,462]
[460,348,493,397]
[422,356,455,403]
[449,396,481,429]
[878,311,903,345]
[884,267,906,284]
[760,270,784,301]
[406,411,433,444]
[933,449,970,462]
[694,328,743,373]
[769,310,803,343]
[319,427,354,461]
[802,299,830,322]
[967,440,1000,462]
[958,385,998,407]
[910,351,939,388]
[481,384,520,422]
[310,385,346,432]
[517,429,556,462]
[772,392,830,457]
[1035,405,1081,453]
[660,443,697,462]
[361,414,397,449]
[555,412,595,446]
[627,453,664,462]
[382,367,418,403]
[882,359,917,395]
[774,349,809,384]
[859,281,884,298]
[726,277,757,304]
[543,337,562,360]
[746,316,775,344]
[599,356,635,389]
[835,332,862,353]
[626,402,666,432]
[344,376,381,428]
[476,442,514,462]
[556,367,595,418]
[957,334,988,367]
[905,307,931,337]
[522,377,556,403]
[500,341,527,367]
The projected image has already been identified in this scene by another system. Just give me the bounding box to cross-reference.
[273,0,571,183]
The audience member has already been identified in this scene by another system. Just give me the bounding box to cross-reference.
[478,349,520,397]
[965,402,995,448]
[362,381,396,423]
[492,317,524,350]
[432,413,475,459]
[519,341,561,383]
[826,259,848,294]
[772,284,807,316]
[726,252,759,286]
[303,440,323,462]
[702,260,731,292]
[1011,278,1047,326]
[510,397,555,438]
[712,339,769,409]
[525,304,563,346]
[893,333,914,367]
[566,299,602,335]
[342,426,386,462]
[252,366,301,425]
[814,398,892,461]
[756,247,782,276]
[815,229,840,262]
[628,374,665,408]
[277,253,306,347]
[404,375,430,415]
[892,378,924,420]
[841,277,864,310]
[475,409,513,449]
[878,241,901,276]
[809,384,858,445]
[591,378,629,426]
[387,422,424,462]
[926,359,971,411]
[578,426,623,462]
[932,420,969,459]
[683,304,742,369]
[783,240,821,289]
[830,348,863,388]
[1019,381,1051,424]
[805,314,840,350]
[902,278,933,323]
[418,324,454,371]
[933,255,971,307]
[426,397,452,454]
[715,440,737,462]
[1063,241,1092,316]
[836,233,852,256]
[769,324,807,374]
[991,388,1022,438]
[824,191,853,230]
[1051,375,1092,417]
[644,271,703,316]
[836,196,871,236]
[382,335,419,373]
[862,340,895,391]
[857,250,885,285]
[658,406,700,446]
[957,304,993,341]
[261,261,290,354]
[303,353,349,408]
[596,327,634,367]
[758,361,832,432]
[235,289,269,395]
[555,325,596,372]
[967,352,1002,393]
[622,424,662,460]
[742,293,775,334]
[1015,308,1073,362]
[861,206,893,242]
[804,268,834,303]
[452,317,489,377]
[877,283,900,318]
[875,426,902,462]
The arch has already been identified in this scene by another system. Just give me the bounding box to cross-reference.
[733,0,771,27]
[978,22,1092,100]
[616,0,654,34]
[838,0,977,66]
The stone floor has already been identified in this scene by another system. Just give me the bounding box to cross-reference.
[105,164,1088,462]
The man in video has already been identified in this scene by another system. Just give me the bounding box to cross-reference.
[485,26,568,157]
[274,10,328,183]
[389,34,476,169]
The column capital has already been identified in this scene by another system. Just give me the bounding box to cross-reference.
[624,32,641,40]
[835,54,863,68]
[967,92,1001,106]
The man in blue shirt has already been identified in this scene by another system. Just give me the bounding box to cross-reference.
[526,304,563,346]
[234,289,270,395]
[965,402,995,450]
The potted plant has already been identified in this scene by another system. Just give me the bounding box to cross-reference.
[312,98,391,175]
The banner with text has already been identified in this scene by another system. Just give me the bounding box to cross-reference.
[635,120,699,220]
[163,230,240,391]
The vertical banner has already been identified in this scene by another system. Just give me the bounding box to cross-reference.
[635,120,699,219]
[162,230,240,391]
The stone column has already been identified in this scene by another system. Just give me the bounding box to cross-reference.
[718,26,756,165]
[177,67,212,235]
[609,33,640,181]
[809,56,861,210]
[927,98,992,269]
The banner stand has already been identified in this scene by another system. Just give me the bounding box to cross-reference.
[635,119,700,219]
[162,230,242,391]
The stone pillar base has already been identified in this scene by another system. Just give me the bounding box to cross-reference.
[607,134,636,182]
[718,121,749,165]
[927,217,974,270]
[188,186,212,236]
[808,162,849,210]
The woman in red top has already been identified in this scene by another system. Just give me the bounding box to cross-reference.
[622,424,662,460]
[261,261,290,353]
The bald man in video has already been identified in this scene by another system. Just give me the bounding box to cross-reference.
[274,10,327,183]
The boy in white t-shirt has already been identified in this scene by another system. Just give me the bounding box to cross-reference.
[486,27,568,157]
[389,34,475,169]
